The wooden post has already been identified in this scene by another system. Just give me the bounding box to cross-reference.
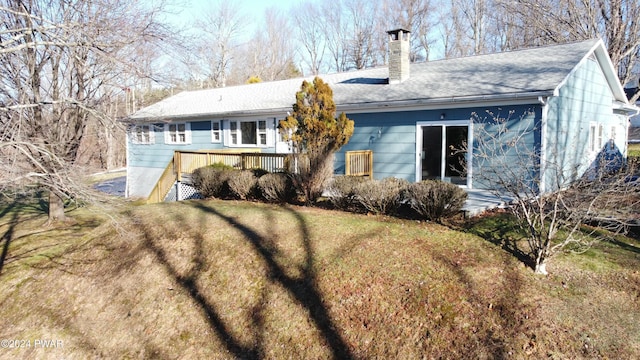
[368,150,373,179]
[174,151,182,181]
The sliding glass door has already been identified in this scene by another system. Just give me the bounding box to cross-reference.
[418,123,469,186]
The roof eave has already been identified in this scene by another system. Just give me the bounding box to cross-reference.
[338,91,553,112]
[555,39,629,104]
[124,92,552,123]
[123,107,293,123]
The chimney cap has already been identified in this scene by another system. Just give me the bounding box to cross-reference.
[386,28,411,35]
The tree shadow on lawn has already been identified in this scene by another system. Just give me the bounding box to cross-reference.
[135,202,355,360]
[464,212,536,270]
[0,202,19,276]
[608,234,640,254]
[429,249,533,358]
[0,200,52,277]
[465,211,640,272]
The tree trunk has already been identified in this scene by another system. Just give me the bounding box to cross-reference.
[48,191,66,223]
[534,259,548,275]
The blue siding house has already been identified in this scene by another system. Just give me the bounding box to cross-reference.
[125,30,637,199]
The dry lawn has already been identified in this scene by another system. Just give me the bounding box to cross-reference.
[629,143,640,157]
[0,199,639,359]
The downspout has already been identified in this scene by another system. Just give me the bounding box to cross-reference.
[538,96,549,194]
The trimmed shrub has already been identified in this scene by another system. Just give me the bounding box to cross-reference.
[402,180,467,221]
[227,170,258,200]
[352,177,408,215]
[257,172,296,203]
[208,162,235,170]
[191,166,234,199]
[327,175,369,210]
[251,168,270,178]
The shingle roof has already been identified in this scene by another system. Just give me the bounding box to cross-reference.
[130,39,603,121]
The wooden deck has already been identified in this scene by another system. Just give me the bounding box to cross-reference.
[146,150,374,204]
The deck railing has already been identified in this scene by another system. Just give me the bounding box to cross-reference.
[147,149,374,203]
[146,157,177,204]
[345,150,373,179]
[175,150,289,181]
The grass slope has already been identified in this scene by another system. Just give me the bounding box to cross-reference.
[629,143,640,157]
[0,199,639,359]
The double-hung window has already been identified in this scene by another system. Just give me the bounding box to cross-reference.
[227,119,270,146]
[589,122,604,153]
[211,121,221,143]
[164,122,191,144]
[609,126,617,150]
[131,124,154,144]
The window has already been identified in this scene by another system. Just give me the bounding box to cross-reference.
[164,122,191,144]
[610,126,617,150]
[597,124,603,150]
[131,124,154,144]
[230,121,239,145]
[211,121,221,143]
[589,122,603,153]
[227,119,271,146]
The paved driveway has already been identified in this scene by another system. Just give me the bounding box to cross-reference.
[93,176,126,197]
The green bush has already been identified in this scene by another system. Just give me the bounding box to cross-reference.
[208,162,235,170]
[257,172,296,203]
[191,166,234,199]
[402,180,467,221]
[227,170,258,200]
[352,177,408,215]
[327,175,369,210]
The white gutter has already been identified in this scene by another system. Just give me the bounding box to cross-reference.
[124,90,555,123]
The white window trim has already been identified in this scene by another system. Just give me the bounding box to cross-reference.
[164,122,192,145]
[415,120,472,188]
[224,118,275,148]
[609,125,617,150]
[130,124,155,145]
[211,120,221,143]
[588,122,603,154]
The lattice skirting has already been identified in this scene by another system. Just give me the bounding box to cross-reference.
[163,182,203,202]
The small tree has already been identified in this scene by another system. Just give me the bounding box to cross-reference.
[279,77,354,203]
[469,110,635,275]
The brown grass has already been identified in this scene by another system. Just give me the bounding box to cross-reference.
[0,199,639,359]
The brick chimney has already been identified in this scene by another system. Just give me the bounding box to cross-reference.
[387,28,411,84]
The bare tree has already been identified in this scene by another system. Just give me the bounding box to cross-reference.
[501,0,640,100]
[0,0,174,222]
[193,0,248,88]
[456,0,489,54]
[344,0,381,69]
[469,110,636,275]
[438,0,476,58]
[239,8,299,82]
[381,0,435,62]
[291,1,327,75]
[321,0,350,72]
